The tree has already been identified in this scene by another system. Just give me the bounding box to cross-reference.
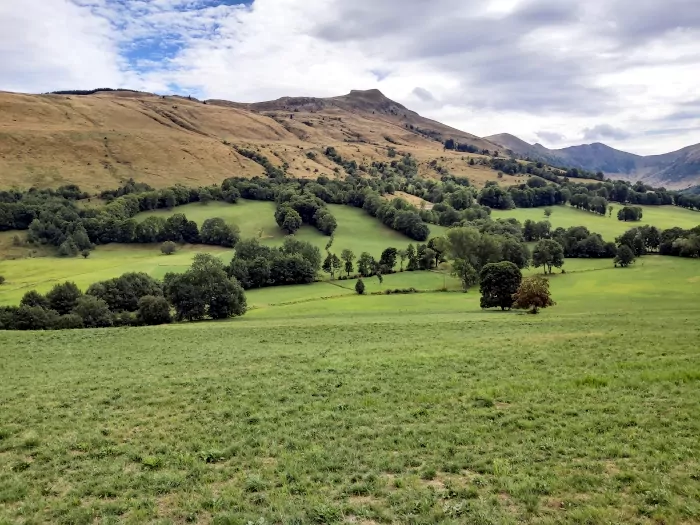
[608,205,614,217]
[47,281,82,315]
[420,248,436,270]
[355,278,365,295]
[513,276,555,314]
[15,305,58,330]
[323,253,338,279]
[199,188,213,205]
[20,290,49,309]
[137,295,172,325]
[165,254,246,321]
[0,276,4,285]
[357,252,375,277]
[532,239,565,274]
[161,241,177,255]
[379,247,398,273]
[81,249,90,259]
[87,273,163,312]
[614,245,636,267]
[340,249,355,277]
[58,238,78,257]
[479,262,522,311]
[201,218,240,247]
[428,237,448,267]
[544,207,553,218]
[397,249,408,271]
[406,244,419,271]
[73,296,114,328]
[451,259,478,291]
[617,206,643,222]
[281,210,302,234]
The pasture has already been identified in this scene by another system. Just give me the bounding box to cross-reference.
[491,204,700,240]
[1,256,700,524]
[0,201,447,305]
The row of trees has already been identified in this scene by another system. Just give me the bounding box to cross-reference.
[0,255,247,331]
[617,225,700,258]
[618,206,643,222]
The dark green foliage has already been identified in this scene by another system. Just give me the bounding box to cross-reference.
[357,252,375,277]
[340,249,355,277]
[0,306,17,329]
[86,273,163,312]
[614,245,636,267]
[200,218,240,247]
[323,253,342,279]
[73,296,114,328]
[54,314,85,330]
[46,281,82,315]
[479,262,523,311]
[379,247,398,273]
[532,239,565,274]
[166,254,247,321]
[137,296,172,325]
[161,241,177,255]
[14,305,58,330]
[618,206,643,222]
[58,238,78,257]
[20,290,50,309]
[451,259,478,291]
[228,238,320,289]
[552,226,617,258]
[478,183,515,210]
[406,244,419,271]
[0,276,4,285]
[355,279,365,295]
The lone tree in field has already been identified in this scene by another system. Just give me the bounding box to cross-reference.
[340,249,355,277]
[161,241,177,256]
[532,239,565,274]
[355,278,365,295]
[479,262,522,310]
[81,249,90,259]
[614,245,636,267]
[544,207,553,218]
[513,276,555,314]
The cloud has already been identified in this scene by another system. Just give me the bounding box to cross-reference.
[412,87,435,102]
[536,131,566,144]
[583,124,631,141]
[1,0,700,154]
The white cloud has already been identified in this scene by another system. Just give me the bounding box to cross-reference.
[1,0,700,155]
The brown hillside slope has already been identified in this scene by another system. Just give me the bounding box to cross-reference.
[0,89,504,191]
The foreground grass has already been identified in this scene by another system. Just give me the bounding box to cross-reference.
[491,204,700,240]
[1,257,700,524]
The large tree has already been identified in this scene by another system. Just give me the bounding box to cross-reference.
[479,262,522,311]
[513,276,555,314]
[614,245,636,267]
[532,239,565,274]
[340,249,355,277]
[164,254,246,321]
[46,281,82,315]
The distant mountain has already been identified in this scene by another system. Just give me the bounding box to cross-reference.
[486,133,700,188]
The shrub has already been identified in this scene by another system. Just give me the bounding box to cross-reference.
[20,290,50,309]
[161,241,177,255]
[0,306,19,330]
[0,276,5,285]
[55,314,85,330]
[14,306,59,330]
[72,296,114,328]
[137,295,172,325]
[355,279,365,295]
[46,282,82,315]
[113,311,138,327]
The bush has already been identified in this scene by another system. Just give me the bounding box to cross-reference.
[72,296,114,328]
[0,306,18,330]
[14,306,59,330]
[55,314,85,330]
[137,296,172,325]
[355,279,365,295]
[0,275,5,285]
[161,241,177,255]
[47,282,82,315]
[113,311,138,327]
[20,290,50,309]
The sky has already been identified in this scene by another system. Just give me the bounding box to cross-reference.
[1,0,700,156]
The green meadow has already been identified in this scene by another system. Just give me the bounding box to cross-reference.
[2,256,700,524]
[491,204,700,240]
[0,202,450,306]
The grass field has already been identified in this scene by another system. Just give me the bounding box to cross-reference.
[491,204,700,240]
[1,256,700,524]
[0,201,446,305]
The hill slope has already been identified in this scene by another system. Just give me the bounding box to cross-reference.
[0,88,505,191]
[486,133,700,188]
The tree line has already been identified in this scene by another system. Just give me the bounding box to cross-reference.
[0,254,246,331]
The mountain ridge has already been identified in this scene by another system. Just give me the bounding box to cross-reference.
[486,133,700,188]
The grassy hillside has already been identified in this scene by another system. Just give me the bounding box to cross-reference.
[0,202,447,305]
[491,204,700,240]
[1,256,699,524]
[0,90,507,191]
